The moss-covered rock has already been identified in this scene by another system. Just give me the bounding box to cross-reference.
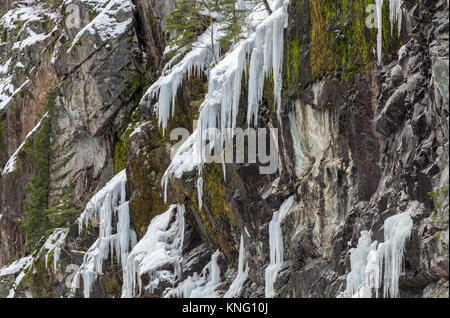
[285,0,403,96]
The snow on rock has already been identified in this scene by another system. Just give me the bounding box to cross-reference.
[0,1,57,112]
[0,78,30,112]
[0,256,32,278]
[42,228,69,273]
[224,234,248,298]
[2,112,47,175]
[121,204,185,298]
[345,204,414,298]
[1,228,68,297]
[164,250,222,298]
[12,29,51,50]
[0,0,54,31]
[65,0,134,53]
[5,256,34,298]
[73,169,137,298]
[162,129,202,203]
[265,195,295,298]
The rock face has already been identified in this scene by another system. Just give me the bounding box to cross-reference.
[0,0,448,299]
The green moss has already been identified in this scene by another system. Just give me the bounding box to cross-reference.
[286,37,301,90]
[113,117,139,174]
[309,0,335,79]
[19,255,57,298]
[304,0,402,83]
[103,272,122,296]
[1,28,7,43]
[189,164,238,259]
[113,71,148,175]
[89,9,98,21]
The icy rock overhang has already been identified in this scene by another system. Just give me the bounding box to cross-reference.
[160,0,290,207]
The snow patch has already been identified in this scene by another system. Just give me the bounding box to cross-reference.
[66,0,134,53]
[2,112,47,175]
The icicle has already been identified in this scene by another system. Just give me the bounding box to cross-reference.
[345,231,374,297]
[224,234,249,298]
[265,195,294,298]
[375,0,384,64]
[141,25,221,134]
[382,209,413,298]
[197,177,204,210]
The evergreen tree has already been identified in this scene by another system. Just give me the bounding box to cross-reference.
[218,0,251,51]
[15,92,79,253]
[167,0,258,57]
[17,114,51,252]
[166,0,210,49]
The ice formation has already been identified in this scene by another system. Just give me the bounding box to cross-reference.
[197,176,204,210]
[345,207,414,298]
[265,195,295,298]
[2,112,48,176]
[389,0,403,37]
[375,0,384,65]
[375,0,404,64]
[5,256,33,298]
[164,250,222,298]
[65,0,134,53]
[42,228,69,272]
[161,0,290,203]
[121,204,185,298]
[224,234,249,298]
[141,25,222,133]
[0,256,32,278]
[73,170,137,298]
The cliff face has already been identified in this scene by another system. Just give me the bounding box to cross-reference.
[0,0,448,298]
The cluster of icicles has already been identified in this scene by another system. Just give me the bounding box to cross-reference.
[152,0,404,209]
[72,170,137,297]
[66,0,411,299]
[70,168,249,298]
[344,203,415,298]
[152,0,290,208]
[375,0,404,64]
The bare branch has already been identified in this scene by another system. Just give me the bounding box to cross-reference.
[262,0,273,15]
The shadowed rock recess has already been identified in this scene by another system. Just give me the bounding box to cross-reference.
[0,0,448,298]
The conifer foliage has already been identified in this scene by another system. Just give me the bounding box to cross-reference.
[167,0,259,53]
[15,92,79,253]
